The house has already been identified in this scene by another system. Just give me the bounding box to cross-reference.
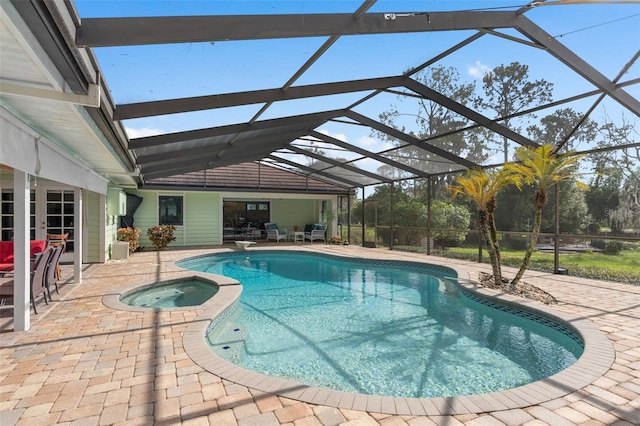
[122,162,350,249]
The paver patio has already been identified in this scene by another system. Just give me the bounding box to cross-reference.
[1,244,639,425]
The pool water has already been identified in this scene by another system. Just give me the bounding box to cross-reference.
[178,251,583,398]
[120,279,219,308]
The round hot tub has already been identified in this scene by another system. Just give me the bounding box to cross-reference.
[120,277,219,308]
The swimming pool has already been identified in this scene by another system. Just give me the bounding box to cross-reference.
[177,251,583,398]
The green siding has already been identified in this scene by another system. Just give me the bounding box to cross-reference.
[130,189,221,248]
[185,192,221,246]
[86,191,120,262]
[270,199,317,231]
[85,191,101,263]
[105,216,118,260]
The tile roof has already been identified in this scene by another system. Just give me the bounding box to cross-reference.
[143,162,352,194]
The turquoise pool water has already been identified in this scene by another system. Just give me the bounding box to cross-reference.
[177,251,583,398]
[120,279,219,308]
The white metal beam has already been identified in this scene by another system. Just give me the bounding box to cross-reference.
[0,81,101,107]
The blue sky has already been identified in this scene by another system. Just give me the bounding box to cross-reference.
[75,0,639,170]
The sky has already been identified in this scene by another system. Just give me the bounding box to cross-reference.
[74,0,640,180]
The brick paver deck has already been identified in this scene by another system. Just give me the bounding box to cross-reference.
[1,244,639,425]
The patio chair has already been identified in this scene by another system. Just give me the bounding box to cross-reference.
[304,224,326,242]
[0,245,55,314]
[46,233,68,279]
[265,223,287,242]
[45,241,65,297]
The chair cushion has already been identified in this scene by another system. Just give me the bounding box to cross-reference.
[0,240,47,264]
[0,241,12,263]
[303,224,313,233]
[266,223,279,230]
[31,240,47,256]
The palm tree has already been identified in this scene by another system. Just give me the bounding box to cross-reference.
[506,143,586,286]
[449,167,520,285]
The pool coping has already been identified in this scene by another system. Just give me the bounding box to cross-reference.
[109,248,616,416]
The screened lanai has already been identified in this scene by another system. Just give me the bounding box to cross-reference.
[73,0,639,190]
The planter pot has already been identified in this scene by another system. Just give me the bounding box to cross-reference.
[112,241,129,260]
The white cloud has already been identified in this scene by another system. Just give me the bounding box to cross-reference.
[357,135,394,152]
[125,126,165,138]
[317,129,347,142]
[354,156,383,172]
[468,61,491,79]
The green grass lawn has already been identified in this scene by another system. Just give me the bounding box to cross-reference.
[396,245,640,285]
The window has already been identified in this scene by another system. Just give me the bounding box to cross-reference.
[223,201,270,228]
[1,189,36,241]
[159,195,183,225]
[46,189,75,252]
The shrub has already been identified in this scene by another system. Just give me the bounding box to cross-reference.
[503,235,528,251]
[394,245,428,254]
[117,227,141,252]
[605,240,623,255]
[147,224,176,250]
[590,239,606,250]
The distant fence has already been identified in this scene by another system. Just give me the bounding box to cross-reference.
[340,224,639,266]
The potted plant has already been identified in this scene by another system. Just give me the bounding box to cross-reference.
[147,224,176,250]
[329,235,342,245]
[117,227,141,253]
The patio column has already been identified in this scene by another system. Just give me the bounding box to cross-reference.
[426,176,432,256]
[97,192,106,263]
[13,170,30,331]
[73,187,83,282]
[390,181,394,250]
[347,194,351,244]
[554,183,560,273]
[361,187,365,246]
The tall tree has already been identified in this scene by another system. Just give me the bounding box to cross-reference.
[526,108,598,153]
[449,168,519,284]
[595,116,640,234]
[500,107,596,233]
[375,65,483,198]
[476,62,553,163]
[586,161,621,233]
[505,144,586,286]
[430,200,471,249]
[540,179,590,234]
